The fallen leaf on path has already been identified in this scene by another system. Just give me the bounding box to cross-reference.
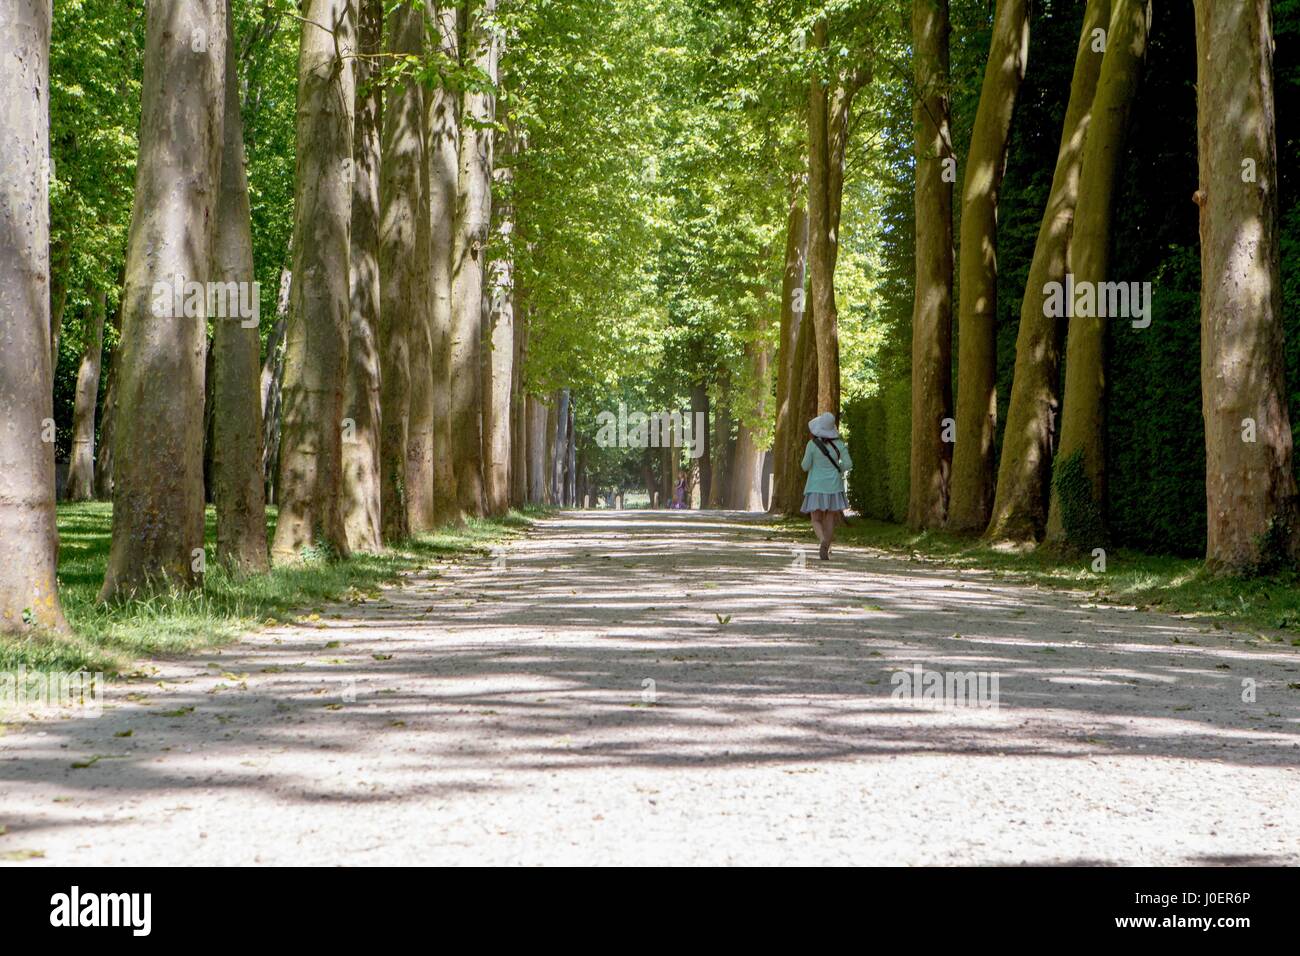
[153,707,195,718]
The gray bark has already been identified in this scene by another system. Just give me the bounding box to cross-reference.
[100,0,227,600]
[0,0,68,630]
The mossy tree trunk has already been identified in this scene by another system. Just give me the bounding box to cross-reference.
[946,0,1030,533]
[450,0,500,517]
[341,0,384,553]
[907,0,954,531]
[1045,0,1150,551]
[212,1,270,573]
[271,0,357,563]
[986,0,1111,544]
[377,1,424,544]
[101,0,227,599]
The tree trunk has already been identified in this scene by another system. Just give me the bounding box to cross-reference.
[1045,0,1150,550]
[510,306,529,507]
[341,0,384,553]
[259,265,291,503]
[907,0,955,531]
[406,58,437,534]
[550,388,569,505]
[484,126,516,515]
[692,382,711,507]
[566,398,576,507]
[450,0,500,517]
[709,375,734,509]
[527,393,547,504]
[100,0,226,600]
[48,237,70,374]
[65,287,107,502]
[806,20,839,418]
[377,1,424,544]
[946,0,1030,533]
[212,1,269,574]
[94,311,121,501]
[0,0,68,631]
[271,0,356,562]
[544,396,558,504]
[790,298,820,509]
[1195,0,1299,571]
[987,0,1111,543]
[427,0,462,526]
[769,181,808,515]
[731,289,771,512]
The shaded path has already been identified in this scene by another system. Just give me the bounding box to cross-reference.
[3,510,1299,864]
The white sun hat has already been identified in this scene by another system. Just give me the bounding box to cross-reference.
[808,412,839,439]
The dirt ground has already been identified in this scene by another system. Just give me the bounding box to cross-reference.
[2,510,1298,865]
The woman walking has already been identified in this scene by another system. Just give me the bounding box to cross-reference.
[801,412,852,560]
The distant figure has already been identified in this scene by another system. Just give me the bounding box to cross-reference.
[801,411,852,560]
[671,473,687,509]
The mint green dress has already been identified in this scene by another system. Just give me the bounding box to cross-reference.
[801,438,851,513]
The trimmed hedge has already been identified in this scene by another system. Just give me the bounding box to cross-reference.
[844,380,911,522]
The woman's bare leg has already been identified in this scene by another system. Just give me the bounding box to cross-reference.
[810,510,826,544]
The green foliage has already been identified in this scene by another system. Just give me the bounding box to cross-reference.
[844,396,886,518]
[1105,245,1205,555]
[843,377,908,522]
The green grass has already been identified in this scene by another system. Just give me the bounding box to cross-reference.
[3,502,542,675]
[767,515,1300,644]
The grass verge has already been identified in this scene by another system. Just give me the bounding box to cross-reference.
[767,514,1300,644]
[2,502,541,675]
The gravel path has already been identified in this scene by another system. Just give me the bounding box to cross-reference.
[3,510,1299,865]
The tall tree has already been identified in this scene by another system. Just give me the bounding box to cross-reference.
[484,126,517,516]
[526,393,548,504]
[986,0,1111,543]
[341,0,384,553]
[0,0,68,631]
[946,0,1030,533]
[450,0,501,517]
[806,20,867,419]
[377,1,425,543]
[100,0,227,600]
[730,323,770,511]
[907,0,954,531]
[212,1,269,574]
[272,0,357,562]
[509,302,529,507]
[259,265,291,502]
[407,60,437,533]
[64,287,107,502]
[1045,0,1150,550]
[1194,0,1299,570]
[427,0,462,526]
[770,182,808,515]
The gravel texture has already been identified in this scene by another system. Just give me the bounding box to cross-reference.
[2,509,1298,865]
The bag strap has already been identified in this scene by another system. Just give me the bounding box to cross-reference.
[812,436,843,473]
